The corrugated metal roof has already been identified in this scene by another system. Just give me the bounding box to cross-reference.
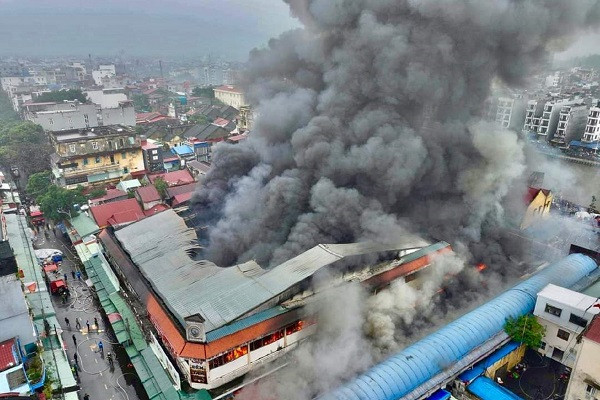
[467,377,524,400]
[321,254,597,400]
[115,210,430,333]
[70,213,100,239]
[205,306,291,342]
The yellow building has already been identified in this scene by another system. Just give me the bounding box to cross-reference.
[213,85,246,109]
[49,125,145,189]
[521,187,553,229]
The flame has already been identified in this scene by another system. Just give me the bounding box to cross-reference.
[476,263,487,272]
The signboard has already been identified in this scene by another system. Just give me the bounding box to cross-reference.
[149,332,181,390]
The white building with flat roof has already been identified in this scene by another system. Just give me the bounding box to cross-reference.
[534,284,600,367]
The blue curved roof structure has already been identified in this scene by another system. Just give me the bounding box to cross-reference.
[321,254,597,400]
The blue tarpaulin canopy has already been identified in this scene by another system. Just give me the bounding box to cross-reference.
[570,140,600,150]
[467,377,524,400]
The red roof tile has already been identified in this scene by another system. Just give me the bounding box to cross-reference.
[90,198,144,228]
[166,183,196,199]
[172,192,193,207]
[585,314,600,344]
[214,85,243,94]
[213,117,229,127]
[90,188,127,203]
[106,210,146,227]
[135,186,161,203]
[149,170,194,187]
[0,338,17,372]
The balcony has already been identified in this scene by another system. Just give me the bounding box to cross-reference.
[62,163,122,178]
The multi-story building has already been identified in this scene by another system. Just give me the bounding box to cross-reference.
[92,64,116,86]
[0,75,47,96]
[583,101,600,144]
[523,99,546,134]
[533,284,600,367]
[564,315,600,400]
[24,99,135,131]
[99,209,443,391]
[0,62,28,78]
[48,125,144,188]
[492,95,527,130]
[141,138,164,173]
[550,102,589,147]
[213,85,246,109]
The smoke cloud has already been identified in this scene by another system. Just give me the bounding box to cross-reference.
[191,0,600,397]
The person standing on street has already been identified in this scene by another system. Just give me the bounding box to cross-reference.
[64,317,70,328]
[75,318,81,330]
[83,393,90,400]
[71,270,75,279]
[76,271,82,281]
[94,317,98,330]
[98,340,104,356]
[72,334,77,346]
[63,273,68,282]
[86,320,90,332]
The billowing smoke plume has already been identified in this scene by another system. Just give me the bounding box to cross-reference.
[193,0,600,271]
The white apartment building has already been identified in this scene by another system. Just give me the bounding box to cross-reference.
[523,99,546,134]
[564,315,600,400]
[583,102,600,143]
[493,95,527,130]
[213,85,246,109]
[534,284,600,367]
[24,100,135,131]
[92,64,116,86]
[551,103,589,147]
[0,75,47,94]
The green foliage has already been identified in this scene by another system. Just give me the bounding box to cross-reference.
[0,90,19,122]
[192,86,216,99]
[25,352,43,383]
[38,185,86,221]
[188,114,210,125]
[504,314,545,348]
[35,89,87,103]
[87,187,107,200]
[0,121,52,178]
[153,177,168,198]
[132,93,150,112]
[26,170,53,199]
[591,195,597,213]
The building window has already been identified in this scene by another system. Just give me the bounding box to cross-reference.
[539,341,546,350]
[152,155,158,161]
[49,118,54,125]
[121,151,126,159]
[586,385,598,399]
[119,138,125,147]
[92,141,98,150]
[69,144,76,153]
[83,158,88,165]
[95,156,101,163]
[123,167,128,173]
[108,141,113,150]
[545,304,562,317]
[552,348,564,360]
[557,329,570,341]
[569,313,588,328]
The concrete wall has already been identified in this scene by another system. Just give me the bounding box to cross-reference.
[100,104,136,127]
[28,103,98,131]
[564,337,600,400]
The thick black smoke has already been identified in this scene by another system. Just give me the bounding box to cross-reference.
[192,0,600,270]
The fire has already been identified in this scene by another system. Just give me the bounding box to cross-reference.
[476,263,487,272]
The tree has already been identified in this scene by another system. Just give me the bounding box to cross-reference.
[0,121,52,179]
[188,114,210,125]
[132,94,150,112]
[504,314,545,348]
[35,89,87,103]
[0,90,19,122]
[38,185,86,221]
[87,187,107,200]
[153,178,168,198]
[26,170,53,200]
[192,86,215,99]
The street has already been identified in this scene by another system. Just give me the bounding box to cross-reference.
[32,228,146,400]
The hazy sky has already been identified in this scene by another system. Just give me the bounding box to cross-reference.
[0,1,597,62]
[0,0,300,61]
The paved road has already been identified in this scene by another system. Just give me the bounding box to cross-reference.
[33,228,146,400]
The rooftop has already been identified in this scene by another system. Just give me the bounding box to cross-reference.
[0,276,36,346]
[114,210,430,333]
[90,198,145,228]
[171,145,194,156]
[116,179,142,192]
[585,315,600,344]
[0,338,17,372]
[186,160,211,173]
[166,183,196,199]
[135,186,161,203]
[537,283,600,312]
[68,212,100,239]
[49,125,136,143]
[90,188,127,204]
[148,170,194,187]
[214,85,243,94]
